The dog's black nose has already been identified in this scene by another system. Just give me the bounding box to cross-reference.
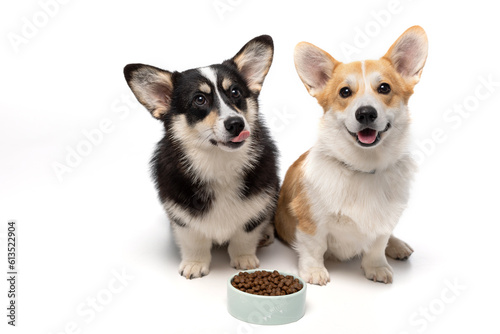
[355,106,377,124]
[224,117,245,136]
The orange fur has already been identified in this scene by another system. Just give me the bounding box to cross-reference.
[202,110,218,128]
[315,59,415,113]
[274,151,315,245]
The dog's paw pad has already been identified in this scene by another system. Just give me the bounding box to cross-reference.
[179,261,210,279]
[231,255,260,270]
[363,265,393,284]
[300,267,330,286]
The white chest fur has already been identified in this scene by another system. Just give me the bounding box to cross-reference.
[303,148,416,259]
[164,179,272,243]
[163,136,272,244]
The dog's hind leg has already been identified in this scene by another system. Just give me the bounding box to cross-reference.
[385,234,414,260]
[258,220,275,247]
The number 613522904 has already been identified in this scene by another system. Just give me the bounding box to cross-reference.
[7,221,16,270]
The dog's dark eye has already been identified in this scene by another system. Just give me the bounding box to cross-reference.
[339,87,352,98]
[378,83,391,94]
[230,87,241,99]
[193,95,207,106]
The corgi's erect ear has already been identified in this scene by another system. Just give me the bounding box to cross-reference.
[123,64,173,119]
[231,35,274,93]
[383,26,428,85]
[294,42,338,97]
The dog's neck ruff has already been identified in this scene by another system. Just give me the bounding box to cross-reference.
[335,157,376,175]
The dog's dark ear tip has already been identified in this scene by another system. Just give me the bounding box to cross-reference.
[123,63,142,82]
[253,35,274,48]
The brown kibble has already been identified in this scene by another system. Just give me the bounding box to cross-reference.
[232,270,303,296]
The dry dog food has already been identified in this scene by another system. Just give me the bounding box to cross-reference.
[232,270,303,296]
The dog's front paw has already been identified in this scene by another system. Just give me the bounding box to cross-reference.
[363,265,393,284]
[300,267,330,286]
[179,261,210,279]
[231,255,260,270]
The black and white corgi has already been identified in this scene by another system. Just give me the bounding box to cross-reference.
[124,35,279,279]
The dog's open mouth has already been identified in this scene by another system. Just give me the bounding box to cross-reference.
[357,128,378,145]
[348,124,391,147]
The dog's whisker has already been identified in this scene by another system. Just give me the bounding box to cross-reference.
[194,130,214,148]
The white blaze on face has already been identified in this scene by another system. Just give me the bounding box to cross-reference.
[198,67,250,144]
[343,61,390,134]
[361,60,370,93]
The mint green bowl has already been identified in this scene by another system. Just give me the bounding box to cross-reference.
[227,269,307,325]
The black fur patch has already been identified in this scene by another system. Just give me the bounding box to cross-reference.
[212,63,253,112]
[168,70,214,126]
[243,210,269,233]
[151,129,214,217]
[170,217,187,228]
[240,118,280,199]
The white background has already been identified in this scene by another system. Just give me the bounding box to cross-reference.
[1,0,499,333]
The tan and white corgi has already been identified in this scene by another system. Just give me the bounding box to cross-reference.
[275,26,428,285]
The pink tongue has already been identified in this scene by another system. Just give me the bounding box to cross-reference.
[357,129,377,144]
[231,130,250,143]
